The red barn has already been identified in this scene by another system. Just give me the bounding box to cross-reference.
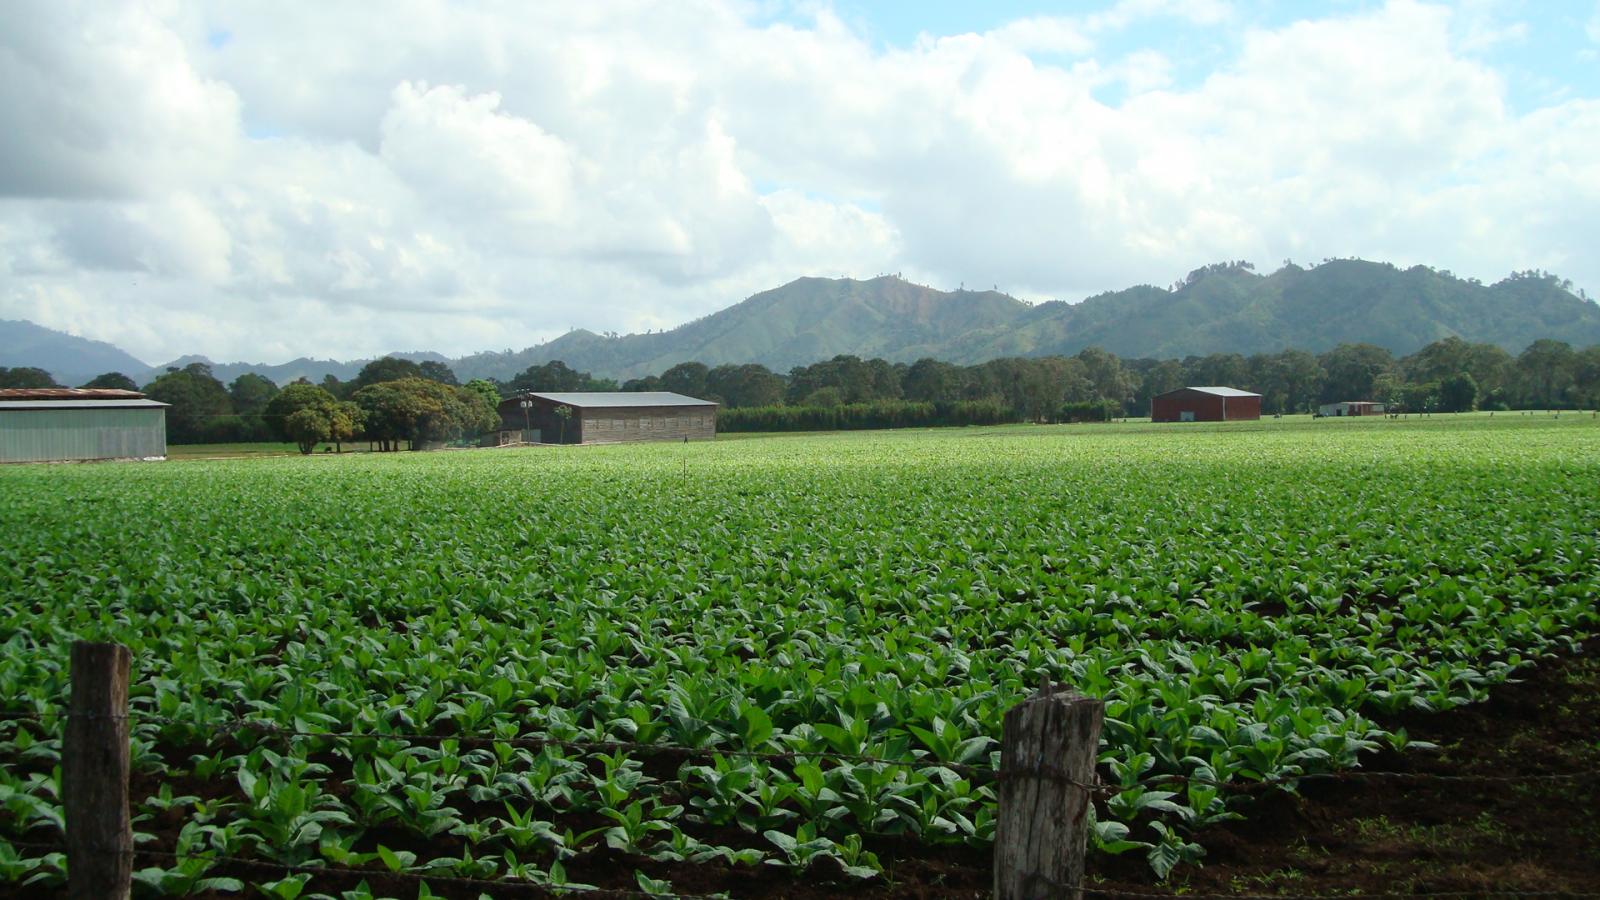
[1150,386,1262,422]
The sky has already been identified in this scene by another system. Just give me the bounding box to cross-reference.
[2,1,1598,366]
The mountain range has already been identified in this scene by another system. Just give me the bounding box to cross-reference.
[5,260,1598,387]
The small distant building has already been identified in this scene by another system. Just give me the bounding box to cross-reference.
[1319,401,1385,417]
[497,391,718,445]
[1151,386,1262,423]
[0,389,169,463]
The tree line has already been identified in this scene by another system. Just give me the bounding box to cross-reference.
[602,336,1600,425]
[8,334,1598,444]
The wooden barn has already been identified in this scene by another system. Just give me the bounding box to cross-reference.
[1150,386,1262,423]
[497,392,718,445]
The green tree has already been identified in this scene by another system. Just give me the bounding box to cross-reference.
[554,404,574,443]
[704,364,785,408]
[1185,353,1250,390]
[1318,343,1395,403]
[263,383,363,450]
[352,356,425,392]
[1574,345,1600,410]
[1401,380,1440,413]
[659,362,709,398]
[228,373,280,440]
[0,367,59,388]
[353,378,496,450]
[284,408,332,454]
[1512,339,1576,408]
[463,378,501,410]
[803,386,845,407]
[143,363,233,443]
[418,360,459,385]
[1076,347,1133,413]
[282,402,361,454]
[622,375,663,392]
[80,372,139,391]
[507,360,600,393]
[1438,372,1478,413]
[902,358,964,404]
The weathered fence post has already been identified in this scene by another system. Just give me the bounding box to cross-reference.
[64,641,133,900]
[994,682,1105,900]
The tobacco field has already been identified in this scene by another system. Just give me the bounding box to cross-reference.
[1,416,1596,896]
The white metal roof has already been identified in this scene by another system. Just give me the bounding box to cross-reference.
[516,391,717,408]
[0,399,170,410]
[1181,386,1262,398]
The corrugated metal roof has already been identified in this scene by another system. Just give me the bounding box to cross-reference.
[0,399,170,410]
[514,391,717,408]
[1182,386,1262,398]
[0,388,145,401]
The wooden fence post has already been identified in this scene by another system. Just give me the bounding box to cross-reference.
[993,683,1105,900]
[64,641,133,900]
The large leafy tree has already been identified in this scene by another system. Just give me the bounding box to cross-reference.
[1185,353,1251,389]
[353,378,497,450]
[462,378,501,409]
[659,362,709,398]
[1076,347,1133,412]
[143,363,233,443]
[1513,339,1576,409]
[1438,372,1478,413]
[506,360,610,394]
[704,364,785,408]
[0,367,59,389]
[1574,345,1600,410]
[418,360,459,385]
[264,383,360,452]
[352,356,424,392]
[80,372,139,391]
[786,355,891,404]
[901,358,964,404]
[228,373,280,440]
[1317,343,1395,403]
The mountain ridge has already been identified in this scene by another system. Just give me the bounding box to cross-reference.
[4,261,1597,386]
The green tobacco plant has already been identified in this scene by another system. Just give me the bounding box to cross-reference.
[0,416,1596,886]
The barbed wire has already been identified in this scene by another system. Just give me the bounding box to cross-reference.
[3,707,1597,797]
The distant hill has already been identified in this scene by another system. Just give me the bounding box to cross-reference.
[5,261,1598,386]
[967,261,1600,360]
[453,276,1031,381]
[0,319,151,386]
[458,263,1600,379]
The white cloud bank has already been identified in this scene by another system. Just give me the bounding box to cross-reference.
[0,0,1596,365]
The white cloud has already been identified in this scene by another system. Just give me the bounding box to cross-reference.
[0,0,1595,366]
[0,1,240,198]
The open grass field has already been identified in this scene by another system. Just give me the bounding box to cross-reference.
[2,416,1597,897]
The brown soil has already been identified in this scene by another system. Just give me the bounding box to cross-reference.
[8,642,1598,899]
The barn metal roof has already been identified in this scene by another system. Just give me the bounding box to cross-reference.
[0,388,146,401]
[516,391,717,408]
[1179,386,1262,398]
[0,399,170,410]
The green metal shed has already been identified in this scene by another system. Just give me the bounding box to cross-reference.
[0,398,169,463]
